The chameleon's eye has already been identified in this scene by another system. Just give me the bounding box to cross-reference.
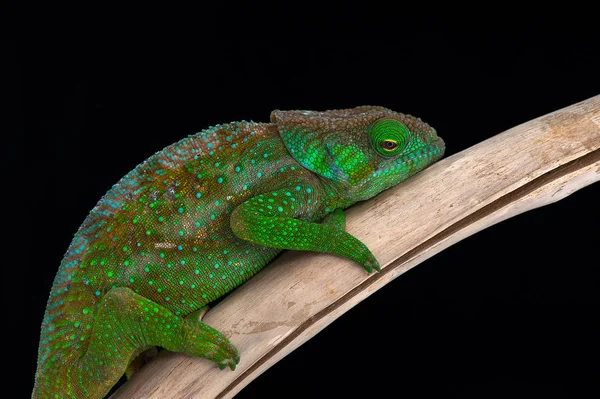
[369,118,410,157]
[381,140,398,151]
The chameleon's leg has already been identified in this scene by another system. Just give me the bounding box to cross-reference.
[125,346,159,380]
[125,304,211,379]
[231,185,380,273]
[187,304,210,322]
[321,208,345,230]
[73,288,238,396]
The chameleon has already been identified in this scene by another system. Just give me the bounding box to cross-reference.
[32,106,445,398]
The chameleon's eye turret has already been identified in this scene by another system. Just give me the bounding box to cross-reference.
[369,118,410,157]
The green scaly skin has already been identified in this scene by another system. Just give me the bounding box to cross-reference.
[33,106,445,398]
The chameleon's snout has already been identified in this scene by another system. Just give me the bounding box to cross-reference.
[432,135,445,153]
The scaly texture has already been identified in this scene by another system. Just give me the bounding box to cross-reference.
[33,106,445,399]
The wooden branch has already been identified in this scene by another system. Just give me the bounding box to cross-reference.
[112,95,600,399]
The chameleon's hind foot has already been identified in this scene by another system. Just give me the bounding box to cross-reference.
[184,319,240,371]
[218,355,240,371]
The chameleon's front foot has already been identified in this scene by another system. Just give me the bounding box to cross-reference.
[331,230,381,274]
[363,256,381,274]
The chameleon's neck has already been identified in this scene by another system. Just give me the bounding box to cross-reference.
[318,177,360,213]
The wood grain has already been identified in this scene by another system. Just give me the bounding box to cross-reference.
[112,95,600,399]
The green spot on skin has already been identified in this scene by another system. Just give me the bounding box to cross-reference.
[107,271,114,277]
[123,246,128,252]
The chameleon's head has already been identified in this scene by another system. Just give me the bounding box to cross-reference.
[271,106,445,202]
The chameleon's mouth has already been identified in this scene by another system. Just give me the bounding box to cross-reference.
[429,136,445,159]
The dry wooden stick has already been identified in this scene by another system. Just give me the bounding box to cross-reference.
[112,95,600,399]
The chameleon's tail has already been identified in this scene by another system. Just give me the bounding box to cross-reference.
[32,286,239,399]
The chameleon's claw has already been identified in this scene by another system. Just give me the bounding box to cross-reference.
[218,356,239,371]
[362,258,381,274]
[373,261,381,273]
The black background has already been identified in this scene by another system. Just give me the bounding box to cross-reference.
[9,15,600,399]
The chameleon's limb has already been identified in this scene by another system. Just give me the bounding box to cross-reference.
[59,288,238,397]
[321,208,345,230]
[231,185,380,273]
[186,304,210,322]
[125,304,210,379]
[125,346,159,380]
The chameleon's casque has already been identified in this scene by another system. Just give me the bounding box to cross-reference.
[33,106,444,398]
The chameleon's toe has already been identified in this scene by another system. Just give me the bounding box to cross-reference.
[362,256,381,274]
[372,260,381,273]
[216,338,240,371]
[218,356,239,371]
